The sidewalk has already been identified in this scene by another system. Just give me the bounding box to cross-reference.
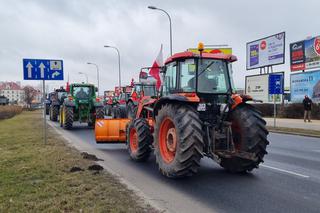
[264,117,320,131]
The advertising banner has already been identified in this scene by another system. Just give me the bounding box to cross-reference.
[305,36,320,70]
[246,73,284,103]
[290,41,305,71]
[291,70,320,103]
[245,74,269,102]
[290,36,320,71]
[246,32,285,70]
[188,48,232,55]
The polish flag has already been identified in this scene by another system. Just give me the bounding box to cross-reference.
[66,73,70,92]
[149,45,163,90]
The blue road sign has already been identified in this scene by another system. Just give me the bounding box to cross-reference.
[269,73,284,95]
[23,59,64,80]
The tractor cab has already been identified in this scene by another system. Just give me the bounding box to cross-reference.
[132,82,157,100]
[71,84,95,101]
[159,48,239,124]
[162,51,236,99]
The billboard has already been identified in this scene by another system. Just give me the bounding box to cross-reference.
[246,74,269,102]
[188,48,232,55]
[246,32,285,70]
[290,41,305,71]
[305,36,320,70]
[245,73,284,103]
[290,70,320,103]
[290,36,320,71]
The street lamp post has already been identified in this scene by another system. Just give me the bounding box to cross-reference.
[87,62,100,96]
[104,45,121,89]
[78,72,88,83]
[148,6,173,56]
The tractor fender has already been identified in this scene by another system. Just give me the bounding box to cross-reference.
[153,94,199,118]
[231,94,253,110]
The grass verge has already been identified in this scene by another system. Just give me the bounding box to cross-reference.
[267,126,320,138]
[0,105,22,120]
[0,110,157,212]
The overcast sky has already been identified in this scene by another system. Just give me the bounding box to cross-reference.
[0,0,319,92]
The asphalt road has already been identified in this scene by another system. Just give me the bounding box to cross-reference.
[48,119,320,213]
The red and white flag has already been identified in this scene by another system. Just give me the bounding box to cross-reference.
[66,72,70,92]
[149,45,163,90]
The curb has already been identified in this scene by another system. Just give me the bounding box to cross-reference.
[267,128,320,138]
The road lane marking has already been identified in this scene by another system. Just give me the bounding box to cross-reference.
[261,165,310,178]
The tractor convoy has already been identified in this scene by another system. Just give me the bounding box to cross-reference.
[50,43,270,178]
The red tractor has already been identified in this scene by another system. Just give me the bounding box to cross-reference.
[111,80,157,119]
[96,44,269,178]
[126,81,157,118]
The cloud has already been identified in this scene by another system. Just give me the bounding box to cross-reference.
[0,0,319,93]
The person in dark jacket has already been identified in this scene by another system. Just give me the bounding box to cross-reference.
[303,95,312,122]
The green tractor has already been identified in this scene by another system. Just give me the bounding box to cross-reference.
[59,83,104,129]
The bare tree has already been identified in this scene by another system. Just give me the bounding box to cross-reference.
[23,86,37,108]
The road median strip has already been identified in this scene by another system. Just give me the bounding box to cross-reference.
[0,110,157,212]
[267,126,320,138]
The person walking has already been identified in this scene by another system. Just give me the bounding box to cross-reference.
[303,95,312,122]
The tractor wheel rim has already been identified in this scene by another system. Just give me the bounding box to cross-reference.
[166,128,177,152]
[159,118,176,163]
[129,128,138,153]
[62,108,65,124]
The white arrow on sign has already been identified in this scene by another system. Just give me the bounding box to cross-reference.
[52,71,60,78]
[39,63,45,78]
[26,62,33,78]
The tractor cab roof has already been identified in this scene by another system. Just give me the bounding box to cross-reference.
[70,83,95,87]
[55,88,66,92]
[165,51,237,65]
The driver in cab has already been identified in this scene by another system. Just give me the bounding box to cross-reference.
[76,88,88,99]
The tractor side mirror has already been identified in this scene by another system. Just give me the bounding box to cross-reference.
[95,87,98,92]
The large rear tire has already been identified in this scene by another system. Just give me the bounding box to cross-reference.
[95,107,104,119]
[220,104,269,173]
[105,105,112,116]
[89,107,104,128]
[126,118,152,162]
[154,104,204,178]
[46,105,50,115]
[51,105,59,121]
[111,105,119,118]
[118,105,127,118]
[62,106,73,130]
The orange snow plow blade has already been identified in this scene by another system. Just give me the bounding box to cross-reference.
[95,118,130,143]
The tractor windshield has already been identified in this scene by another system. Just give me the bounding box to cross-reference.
[143,85,156,97]
[73,86,92,99]
[197,59,231,94]
[58,92,67,100]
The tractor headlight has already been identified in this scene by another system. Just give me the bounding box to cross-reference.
[197,103,206,111]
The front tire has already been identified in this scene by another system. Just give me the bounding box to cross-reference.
[220,104,269,172]
[126,118,152,162]
[154,104,204,178]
